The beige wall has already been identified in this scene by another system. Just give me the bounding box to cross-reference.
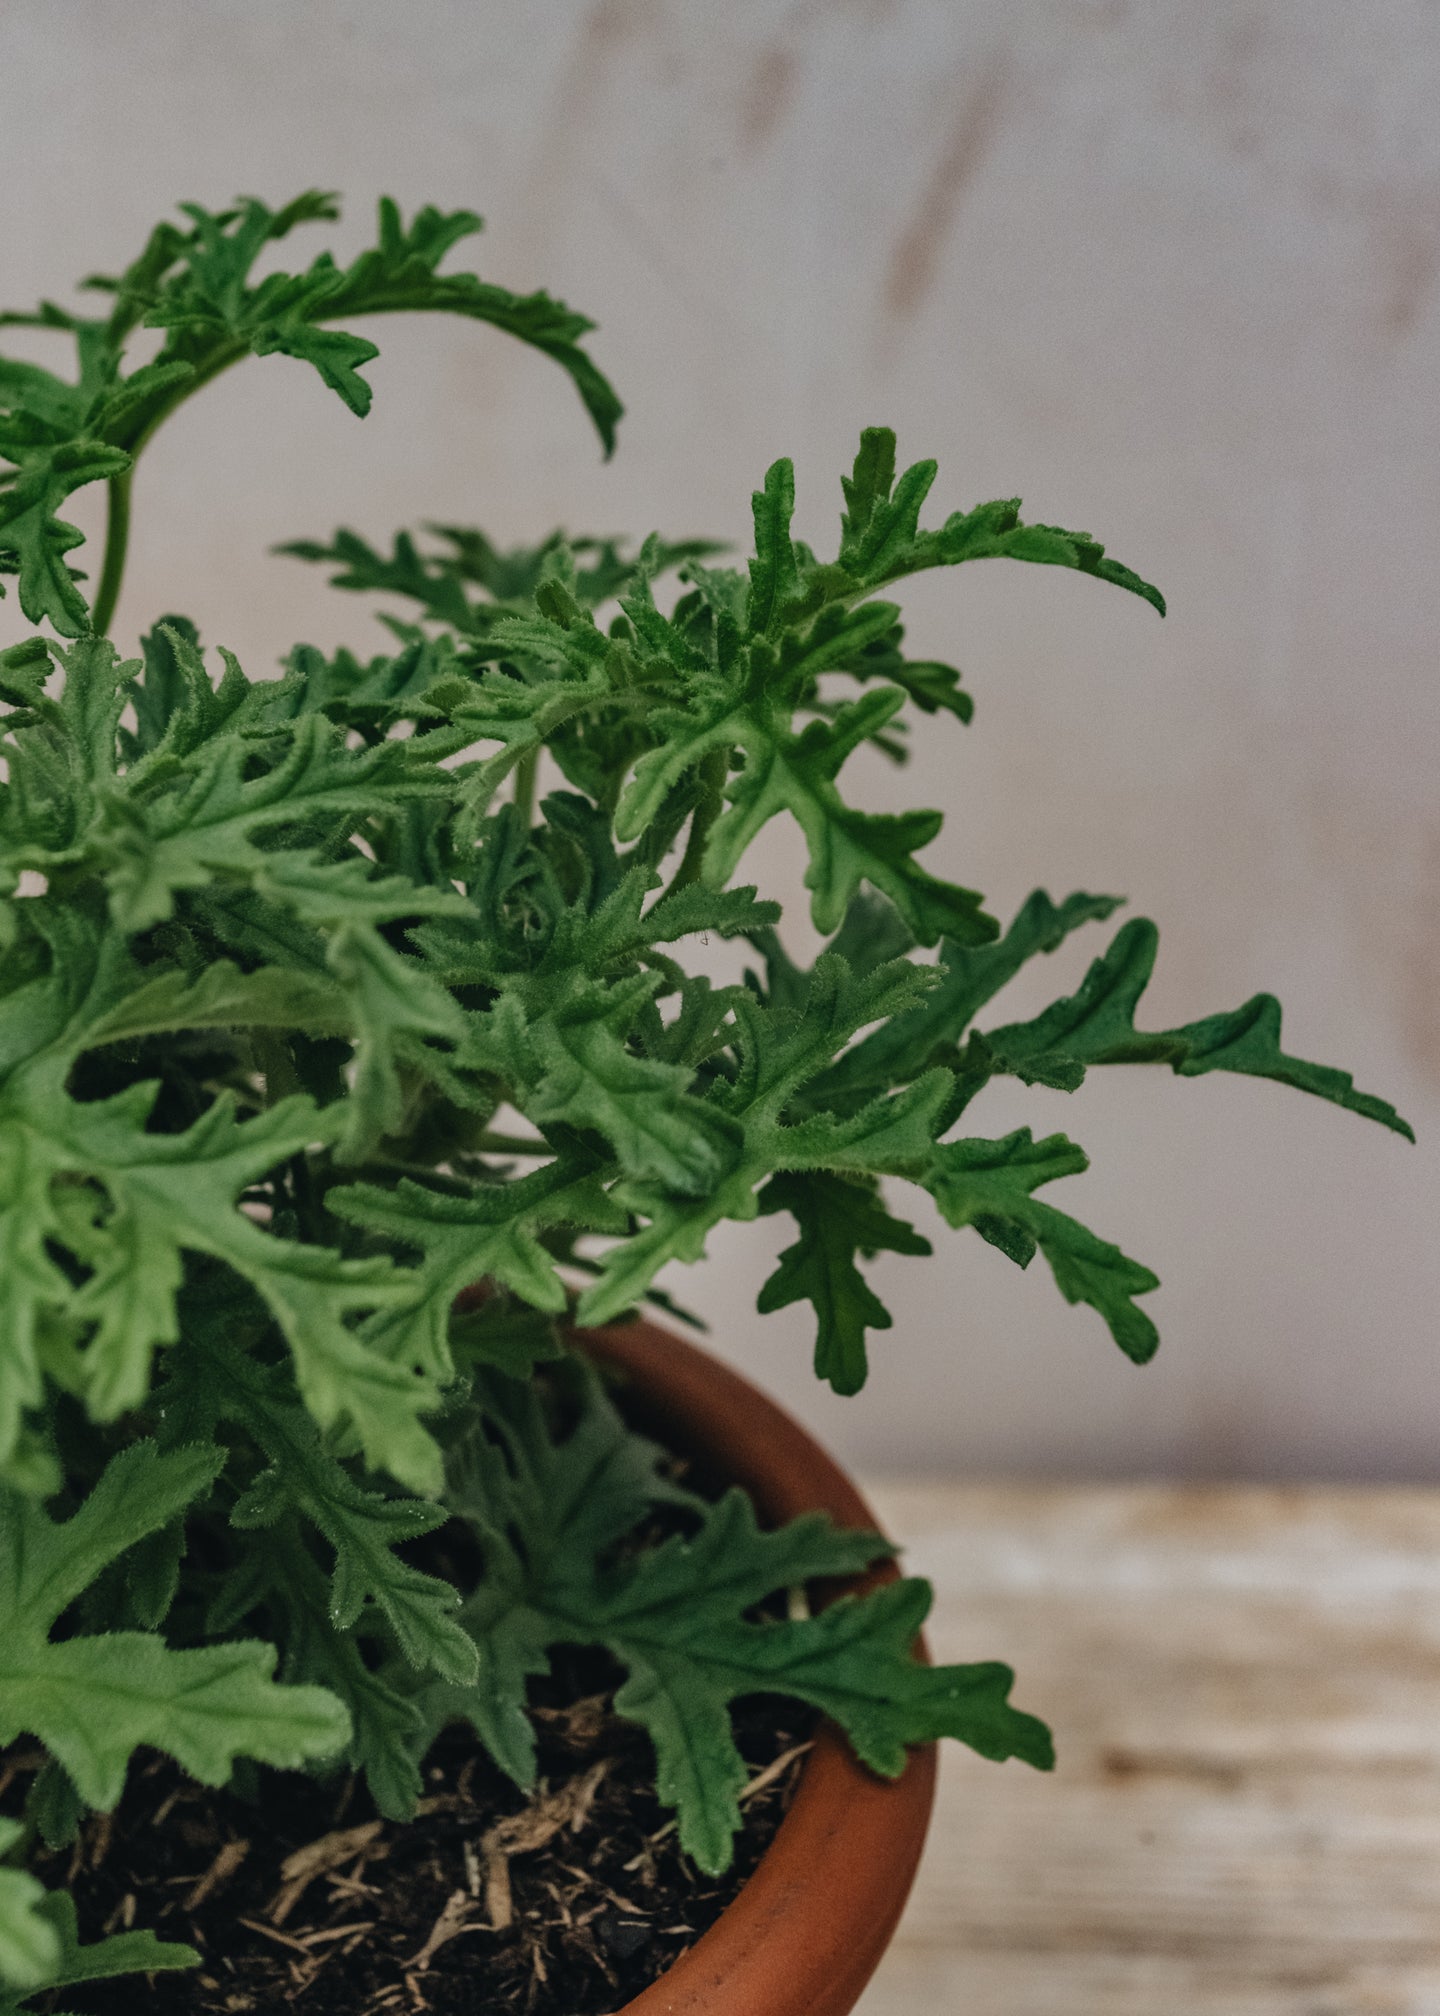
[3,0,1435,1478]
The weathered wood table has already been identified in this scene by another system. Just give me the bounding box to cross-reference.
[854,1485,1440,2016]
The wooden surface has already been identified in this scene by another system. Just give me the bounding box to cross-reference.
[853,1485,1440,2016]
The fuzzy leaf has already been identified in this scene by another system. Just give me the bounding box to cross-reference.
[428,1366,1049,1872]
[334,1153,623,1377]
[970,916,1415,1137]
[0,195,622,634]
[1,1889,196,2009]
[168,1335,477,1684]
[818,888,1125,1105]
[0,1442,349,1811]
[225,1522,426,1822]
[0,1057,441,1488]
[0,1819,58,1994]
[925,1128,1161,1362]
[835,425,1166,615]
[758,1171,931,1394]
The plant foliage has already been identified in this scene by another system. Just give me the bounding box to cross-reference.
[0,196,1410,1993]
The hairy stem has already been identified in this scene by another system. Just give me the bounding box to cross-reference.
[475,1130,553,1155]
[512,749,539,828]
[667,748,729,895]
[91,469,133,638]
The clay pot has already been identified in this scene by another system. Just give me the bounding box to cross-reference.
[573,1317,937,2016]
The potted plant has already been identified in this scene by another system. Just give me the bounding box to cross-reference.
[0,194,1411,2016]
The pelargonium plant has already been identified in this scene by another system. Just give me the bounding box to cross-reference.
[0,194,1411,2007]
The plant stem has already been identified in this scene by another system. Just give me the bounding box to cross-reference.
[667,749,728,895]
[91,469,133,638]
[476,1129,552,1155]
[512,748,539,828]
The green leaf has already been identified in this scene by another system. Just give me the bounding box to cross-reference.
[9,1891,196,2003]
[924,1127,1161,1362]
[0,1819,58,1994]
[818,888,1124,1105]
[0,439,130,633]
[216,1517,426,1822]
[0,1046,444,1487]
[98,713,450,934]
[758,1171,931,1395]
[83,957,346,1049]
[333,1154,624,1376]
[971,916,1416,1138]
[576,952,947,1327]
[168,1334,477,1685]
[834,426,1166,615]
[745,458,801,637]
[430,1367,1048,1872]
[0,194,622,635]
[0,1441,349,1811]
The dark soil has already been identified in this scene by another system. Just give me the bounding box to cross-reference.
[4,1670,814,2015]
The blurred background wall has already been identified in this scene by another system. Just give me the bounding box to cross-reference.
[2,0,1435,1479]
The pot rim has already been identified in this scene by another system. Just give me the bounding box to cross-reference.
[573,1317,936,2016]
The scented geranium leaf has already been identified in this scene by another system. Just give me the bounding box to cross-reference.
[169,1334,477,1685]
[611,1575,1050,1871]
[971,916,1416,1138]
[691,689,993,943]
[97,711,449,933]
[745,457,802,637]
[818,889,1125,1106]
[4,1891,196,2009]
[440,614,626,814]
[721,951,939,1130]
[0,1063,442,1487]
[0,439,130,634]
[123,1518,187,1632]
[925,1127,1161,1362]
[448,1293,566,1379]
[574,1074,947,1331]
[638,881,781,951]
[296,195,624,448]
[0,1819,58,1994]
[718,1576,1053,1778]
[560,433,1154,947]
[510,986,742,1194]
[576,953,947,1327]
[434,1376,1047,1873]
[119,614,199,758]
[279,523,718,643]
[0,1441,350,1813]
[278,526,477,632]
[83,958,348,1048]
[0,1440,224,1637]
[0,1886,196,2016]
[254,1528,427,1821]
[2,196,621,632]
[833,426,1166,615]
[282,633,466,735]
[0,639,139,883]
[332,1155,624,1378]
[189,1379,431,1821]
[404,1360,700,1792]
[847,617,973,724]
[758,1171,932,1395]
[0,1627,350,1818]
[610,625,994,948]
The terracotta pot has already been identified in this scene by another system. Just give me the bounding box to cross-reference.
[571,1317,937,2016]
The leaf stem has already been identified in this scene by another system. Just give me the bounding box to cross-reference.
[475,1130,552,1156]
[668,749,729,895]
[512,749,539,829]
[91,468,133,638]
